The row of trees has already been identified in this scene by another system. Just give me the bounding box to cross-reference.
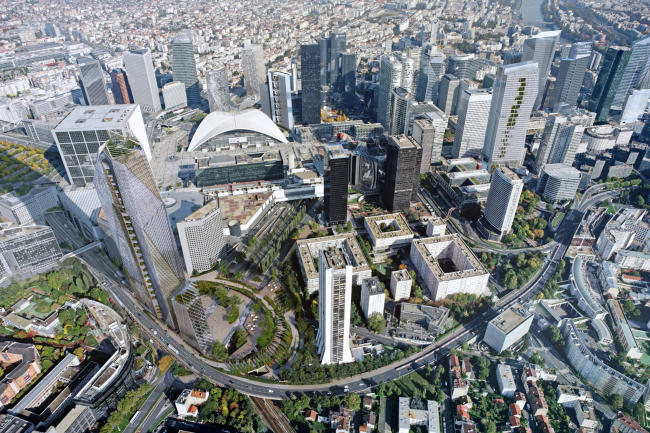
[99,383,152,433]
[257,203,308,274]
[534,258,567,300]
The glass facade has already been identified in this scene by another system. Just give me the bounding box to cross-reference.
[55,127,112,186]
[172,281,213,353]
[195,158,284,187]
[588,48,632,122]
[172,32,201,108]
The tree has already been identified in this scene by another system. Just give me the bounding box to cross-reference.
[367,312,386,334]
[233,271,243,282]
[73,347,84,360]
[548,325,565,347]
[350,304,363,326]
[218,261,230,276]
[231,328,248,349]
[158,355,174,373]
[636,196,645,207]
[342,392,361,411]
[47,271,62,290]
[608,394,624,410]
[211,340,228,360]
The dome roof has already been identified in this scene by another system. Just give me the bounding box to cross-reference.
[187,109,288,152]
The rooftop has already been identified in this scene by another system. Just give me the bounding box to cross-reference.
[411,234,488,281]
[392,269,411,282]
[389,135,417,149]
[55,105,138,130]
[180,199,220,223]
[365,213,414,239]
[542,163,582,180]
[362,277,384,295]
[489,303,532,334]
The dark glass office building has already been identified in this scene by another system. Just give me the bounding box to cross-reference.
[301,43,322,124]
[324,144,350,225]
[172,31,202,108]
[588,47,632,121]
[77,58,109,106]
[384,135,420,212]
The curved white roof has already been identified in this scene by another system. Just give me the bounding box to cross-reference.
[188,109,288,152]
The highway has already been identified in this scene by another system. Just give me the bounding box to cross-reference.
[70,188,619,400]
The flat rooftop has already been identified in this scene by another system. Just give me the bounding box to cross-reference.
[411,234,488,281]
[181,199,219,223]
[297,233,370,280]
[392,269,412,281]
[325,144,349,159]
[389,135,417,149]
[55,105,138,130]
[365,213,414,239]
[362,277,383,295]
[489,303,532,334]
[543,163,582,180]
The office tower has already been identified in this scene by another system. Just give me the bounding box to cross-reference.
[172,31,201,108]
[481,62,539,170]
[290,61,298,91]
[533,114,585,174]
[619,84,650,125]
[453,88,493,159]
[94,137,186,328]
[456,79,478,115]
[53,105,151,187]
[300,43,321,125]
[162,82,187,110]
[412,118,435,173]
[319,38,329,86]
[550,54,590,113]
[447,54,479,80]
[388,87,412,135]
[44,23,59,37]
[612,35,650,110]
[537,163,581,202]
[0,226,62,281]
[588,47,632,122]
[426,105,449,164]
[406,47,422,95]
[483,167,523,240]
[323,32,347,89]
[522,30,561,108]
[341,52,357,97]
[177,200,225,275]
[589,51,603,70]
[109,69,132,105]
[123,49,161,113]
[206,66,230,112]
[569,41,593,59]
[416,46,444,102]
[260,70,294,130]
[377,56,403,130]
[484,304,533,353]
[316,247,354,365]
[437,74,460,115]
[394,52,415,93]
[324,144,349,225]
[482,73,496,89]
[171,280,213,353]
[77,58,109,106]
[384,135,420,212]
[242,44,266,99]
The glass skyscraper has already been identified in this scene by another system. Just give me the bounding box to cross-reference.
[77,58,110,106]
[588,47,632,122]
[172,31,201,108]
[123,48,162,113]
[300,42,322,125]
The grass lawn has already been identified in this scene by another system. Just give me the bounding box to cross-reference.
[599,200,615,214]
[389,369,439,400]
[551,212,565,229]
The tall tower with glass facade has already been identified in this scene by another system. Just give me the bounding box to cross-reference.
[242,45,266,100]
[612,35,650,110]
[77,58,110,106]
[522,30,561,109]
[123,48,162,113]
[587,47,632,122]
[549,54,590,113]
[300,42,322,125]
[206,66,231,112]
[483,167,523,241]
[172,31,201,108]
[171,280,213,353]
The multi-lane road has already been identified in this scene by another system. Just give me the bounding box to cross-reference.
[72,187,618,400]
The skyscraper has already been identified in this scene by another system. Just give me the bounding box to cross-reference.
[483,167,523,240]
[569,41,593,59]
[522,30,561,108]
[388,87,412,135]
[329,33,346,89]
[453,88,493,159]
[377,56,403,130]
[416,46,444,102]
[341,52,357,98]
[533,114,584,174]
[206,66,231,112]
[300,43,322,125]
[77,58,110,106]
[316,247,354,365]
[481,62,539,170]
[94,136,186,329]
[588,47,632,122]
[319,37,330,87]
[324,144,349,225]
[612,35,650,110]
[549,54,590,113]
[394,52,415,92]
[241,44,266,99]
[172,281,213,354]
[447,54,479,80]
[384,135,420,212]
[425,105,449,164]
[412,118,435,173]
[619,74,650,125]
[437,74,460,115]
[172,31,201,108]
[123,48,162,113]
[109,69,132,105]
[260,70,294,130]
[177,200,226,275]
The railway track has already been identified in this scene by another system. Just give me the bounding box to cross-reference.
[250,397,294,433]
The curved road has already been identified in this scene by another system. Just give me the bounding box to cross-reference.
[79,189,618,400]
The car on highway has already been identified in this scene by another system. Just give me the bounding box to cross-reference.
[269,390,273,393]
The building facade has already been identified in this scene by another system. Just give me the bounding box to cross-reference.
[77,58,109,106]
[241,45,266,100]
[360,277,385,320]
[300,43,322,125]
[177,200,226,275]
[123,49,161,113]
[172,31,201,108]
[452,88,492,159]
[483,304,533,353]
[482,167,523,240]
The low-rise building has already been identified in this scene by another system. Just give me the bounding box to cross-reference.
[484,304,533,353]
[364,213,414,250]
[330,408,351,433]
[0,226,62,283]
[569,256,606,319]
[49,405,96,433]
[0,187,58,225]
[450,355,470,399]
[397,398,440,433]
[607,299,643,360]
[611,412,648,433]
[556,385,593,406]
[175,389,209,418]
[426,216,446,237]
[360,277,385,320]
[597,261,620,297]
[0,342,41,407]
[398,303,451,340]
[565,401,598,433]
[497,364,517,398]
[390,270,412,301]
[0,415,33,433]
[527,381,548,417]
[616,250,650,271]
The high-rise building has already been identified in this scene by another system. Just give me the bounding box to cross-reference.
[162,82,187,110]
[537,163,582,202]
[319,38,330,86]
[394,53,415,93]
[589,51,603,70]
[447,54,479,80]
[53,105,151,187]
[522,30,561,108]
[123,49,161,113]
[341,52,357,98]
[619,85,650,125]
[241,44,266,99]
[205,66,231,112]
[260,70,294,130]
[171,280,213,354]
[377,56,403,130]
[109,69,132,105]
[360,277,385,320]
[77,58,109,106]
[483,167,523,240]
[416,46,444,102]
[569,41,593,59]
[483,303,533,353]
[588,47,632,122]
[324,144,349,225]
[533,114,585,174]
[483,73,497,89]
[412,118,435,173]
[612,35,650,110]
[550,54,590,113]
[453,88,492,159]
[177,200,226,275]
[425,105,449,164]
[437,74,460,115]
[481,62,539,170]
[405,47,422,95]
[95,137,196,334]
[172,31,201,108]
[300,43,322,125]
[316,247,354,364]
[384,135,420,212]
[321,32,347,89]
[388,87,412,135]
